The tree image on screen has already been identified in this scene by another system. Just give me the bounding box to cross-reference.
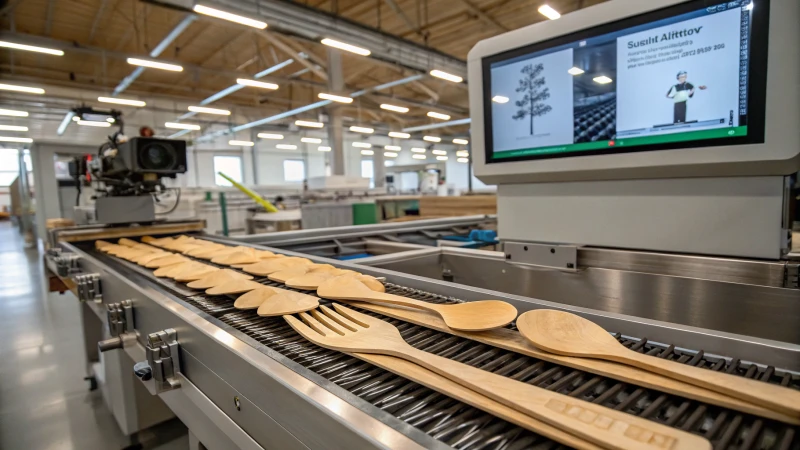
[512,63,553,135]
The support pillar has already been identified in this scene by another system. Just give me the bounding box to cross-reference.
[326,48,345,175]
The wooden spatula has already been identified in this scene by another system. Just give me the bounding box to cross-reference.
[317,276,516,331]
[186,269,253,289]
[171,264,219,282]
[257,291,319,316]
[154,261,201,278]
[268,264,337,283]
[234,287,279,309]
[239,257,312,276]
[285,269,357,290]
[134,251,172,265]
[285,304,709,450]
[206,279,265,296]
[516,309,800,420]
[211,250,261,266]
[145,254,189,269]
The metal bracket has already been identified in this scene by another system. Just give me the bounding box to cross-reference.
[51,252,81,277]
[786,263,799,289]
[504,241,579,272]
[73,273,102,302]
[145,329,181,393]
[106,300,134,337]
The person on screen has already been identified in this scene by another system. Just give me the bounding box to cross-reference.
[666,71,707,123]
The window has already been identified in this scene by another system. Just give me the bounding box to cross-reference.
[213,156,243,187]
[283,159,305,182]
[361,159,374,188]
[0,149,21,187]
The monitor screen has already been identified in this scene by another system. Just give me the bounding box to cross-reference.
[482,0,767,163]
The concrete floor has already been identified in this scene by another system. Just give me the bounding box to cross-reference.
[0,222,188,450]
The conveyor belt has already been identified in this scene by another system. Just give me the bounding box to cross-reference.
[86,245,800,450]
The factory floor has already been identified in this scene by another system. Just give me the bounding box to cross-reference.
[0,221,188,450]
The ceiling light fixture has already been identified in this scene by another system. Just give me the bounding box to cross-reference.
[427,111,451,120]
[568,67,585,75]
[0,125,28,131]
[0,83,44,94]
[188,106,230,115]
[423,136,441,142]
[72,116,80,122]
[432,150,447,156]
[229,140,254,146]
[258,133,284,139]
[321,38,370,56]
[353,142,372,148]
[492,95,509,104]
[0,108,29,117]
[236,79,278,90]
[384,145,401,151]
[349,126,374,134]
[98,96,145,107]
[436,155,448,161]
[429,70,463,83]
[388,131,410,139]
[318,93,353,103]
[295,120,323,128]
[453,138,469,145]
[380,104,409,113]
[106,118,115,123]
[456,150,469,157]
[384,152,398,158]
[165,122,200,130]
[318,146,331,152]
[411,148,426,153]
[277,144,297,150]
[360,149,374,155]
[412,154,426,160]
[127,58,183,72]
[77,120,111,127]
[0,41,63,56]
[301,137,322,144]
[538,4,561,20]
[193,5,267,29]
[0,136,32,143]
[457,157,469,163]
[593,75,613,84]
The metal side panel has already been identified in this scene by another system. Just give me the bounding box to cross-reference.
[62,243,444,450]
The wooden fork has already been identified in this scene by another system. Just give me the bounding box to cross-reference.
[285,305,710,450]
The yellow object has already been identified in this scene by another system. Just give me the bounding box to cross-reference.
[217,172,279,213]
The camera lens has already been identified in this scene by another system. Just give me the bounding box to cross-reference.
[139,142,177,171]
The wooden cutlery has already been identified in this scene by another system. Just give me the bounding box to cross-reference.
[286,304,710,450]
[517,309,800,420]
[186,269,253,290]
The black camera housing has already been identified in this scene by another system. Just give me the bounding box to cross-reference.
[119,137,187,176]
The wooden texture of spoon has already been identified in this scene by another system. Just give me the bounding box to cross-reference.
[234,287,280,309]
[211,250,261,266]
[317,276,517,331]
[240,257,312,276]
[145,254,189,269]
[134,251,173,265]
[154,261,202,278]
[206,279,265,296]
[184,244,226,257]
[186,269,253,290]
[172,265,220,282]
[285,269,357,290]
[267,264,337,283]
[257,291,319,316]
[517,310,800,420]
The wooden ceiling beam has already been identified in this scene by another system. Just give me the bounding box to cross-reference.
[258,31,328,81]
[456,0,508,32]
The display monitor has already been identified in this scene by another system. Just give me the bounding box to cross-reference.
[482,0,766,163]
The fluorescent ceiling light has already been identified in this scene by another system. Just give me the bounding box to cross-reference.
[0,136,32,143]
[0,41,63,56]
[411,148,426,153]
[296,120,323,128]
[188,105,230,115]
[423,136,441,142]
[0,109,29,117]
[0,83,44,94]
[229,140,254,146]
[384,152,398,158]
[453,138,469,145]
[165,122,200,130]
[432,150,447,155]
[193,5,267,29]
[427,111,451,120]
[321,38,370,56]
[457,157,469,163]
[318,93,353,103]
[456,150,469,157]
[77,120,111,127]
[349,126,374,134]
[568,67,585,75]
[593,75,613,84]
[0,125,28,131]
[381,104,409,113]
[237,79,278,90]
[360,149,374,156]
[384,145,401,151]
[277,144,297,150]
[127,58,183,72]
[258,133,284,139]
[538,4,561,20]
[106,118,115,123]
[301,137,322,144]
[98,96,145,107]
[388,131,410,139]
[318,146,331,152]
[412,154,426,160]
[492,95,509,104]
[429,70,463,83]
[72,116,80,122]
[353,142,372,148]
[436,156,448,161]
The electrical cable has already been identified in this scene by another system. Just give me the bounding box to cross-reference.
[154,188,181,215]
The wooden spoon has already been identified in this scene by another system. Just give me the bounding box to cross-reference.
[154,261,202,278]
[189,245,238,260]
[257,291,319,316]
[239,257,312,276]
[117,238,139,247]
[212,250,261,266]
[206,279,265,296]
[134,251,172,265]
[268,264,336,283]
[317,277,517,331]
[516,309,800,420]
[95,240,113,250]
[145,254,189,269]
[285,269,357,290]
[234,287,280,309]
[184,243,226,256]
[172,264,219,282]
[186,269,253,289]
